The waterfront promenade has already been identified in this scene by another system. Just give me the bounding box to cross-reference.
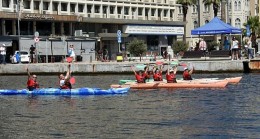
[0,59,246,75]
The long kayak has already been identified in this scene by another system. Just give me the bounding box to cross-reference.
[119,76,242,85]
[0,87,130,95]
[111,80,229,89]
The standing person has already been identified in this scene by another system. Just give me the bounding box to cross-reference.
[29,44,36,63]
[59,64,72,89]
[166,65,177,83]
[247,37,254,59]
[224,36,230,50]
[131,66,148,83]
[103,46,108,61]
[199,38,207,51]
[183,67,194,80]
[68,45,76,62]
[27,68,39,91]
[231,37,239,60]
[0,44,6,64]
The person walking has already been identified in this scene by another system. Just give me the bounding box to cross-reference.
[0,44,6,64]
[247,37,254,59]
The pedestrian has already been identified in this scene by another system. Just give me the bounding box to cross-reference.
[199,38,207,51]
[68,44,76,62]
[247,37,254,59]
[231,37,239,60]
[103,46,108,61]
[224,36,230,50]
[29,44,36,63]
[0,44,6,64]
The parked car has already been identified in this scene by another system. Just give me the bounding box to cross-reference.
[10,51,30,64]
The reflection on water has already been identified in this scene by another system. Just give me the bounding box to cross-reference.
[0,73,260,138]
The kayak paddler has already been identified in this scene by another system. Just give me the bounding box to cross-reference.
[153,65,163,81]
[183,66,194,80]
[131,65,148,83]
[27,68,39,91]
[166,65,177,83]
[59,64,72,89]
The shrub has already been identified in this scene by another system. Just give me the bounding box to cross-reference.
[127,39,147,56]
[208,41,219,51]
[172,41,189,54]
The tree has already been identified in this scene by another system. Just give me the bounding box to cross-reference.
[127,39,147,61]
[176,0,197,43]
[243,16,260,50]
[203,0,221,17]
[172,41,189,55]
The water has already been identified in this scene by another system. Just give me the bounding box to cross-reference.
[0,73,259,138]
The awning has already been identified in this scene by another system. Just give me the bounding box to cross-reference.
[98,33,129,38]
[0,41,12,47]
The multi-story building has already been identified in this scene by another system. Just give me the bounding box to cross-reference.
[0,0,185,62]
[177,0,256,47]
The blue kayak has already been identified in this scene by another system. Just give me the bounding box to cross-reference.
[0,87,130,95]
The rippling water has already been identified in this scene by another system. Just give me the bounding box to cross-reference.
[0,73,259,138]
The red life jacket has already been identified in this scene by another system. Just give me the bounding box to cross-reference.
[166,73,176,83]
[183,71,192,80]
[135,74,145,83]
[153,73,162,81]
[27,79,39,88]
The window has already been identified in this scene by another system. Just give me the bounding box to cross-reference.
[95,5,100,13]
[34,1,40,10]
[179,7,183,14]
[117,7,122,14]
[87,5,92,13]
[164,9,168,17]
[193,5,197,13]
[151,9,156,16]
[238,1,241,10]
[70,4,75,12]
[205,20,209,23]
[2,0,10,7]
[53,2,58,11]
[138,8,143,16]
[103,6,107,14]
[235,18,241,28]
[23,0,30,9]
[229,2,231,11]
[204,4,209,12]
[193,21,198,28]
[234,1,237,11]
[124,7,129,15]
[61,3,67,11]
[145,8,149,16]
[78,4,84,12]
[110,6,115,14]
[43,2,49,10]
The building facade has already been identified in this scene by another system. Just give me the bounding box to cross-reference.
[0,0,185,62]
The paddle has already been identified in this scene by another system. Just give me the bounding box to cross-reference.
[69,64,76,85]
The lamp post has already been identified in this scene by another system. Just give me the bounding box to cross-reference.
[17,0,21,63]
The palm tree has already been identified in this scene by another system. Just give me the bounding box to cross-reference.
[243,16,260,49]
[203,0,221,17]
[176,0,197,43]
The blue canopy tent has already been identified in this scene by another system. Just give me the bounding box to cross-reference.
[191,17,242,35]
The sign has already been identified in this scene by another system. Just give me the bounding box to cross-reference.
[34,37,39,42]
[24,14,54,20]
[117,30,122,43]
[124,25,184,35]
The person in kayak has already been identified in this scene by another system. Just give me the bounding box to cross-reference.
[143,65,152,82]
[131,66,148,83]
[27,68,39,91]
[59,64,72,89]
[153,65,163,81]
[166,66,177,83]
[183,66,194,80]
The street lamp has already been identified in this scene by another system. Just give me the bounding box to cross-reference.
[17,0,21,63]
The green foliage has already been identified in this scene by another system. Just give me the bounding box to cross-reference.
[127,39,147,56]
[172,41,189,54]
[243,16,260,37]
